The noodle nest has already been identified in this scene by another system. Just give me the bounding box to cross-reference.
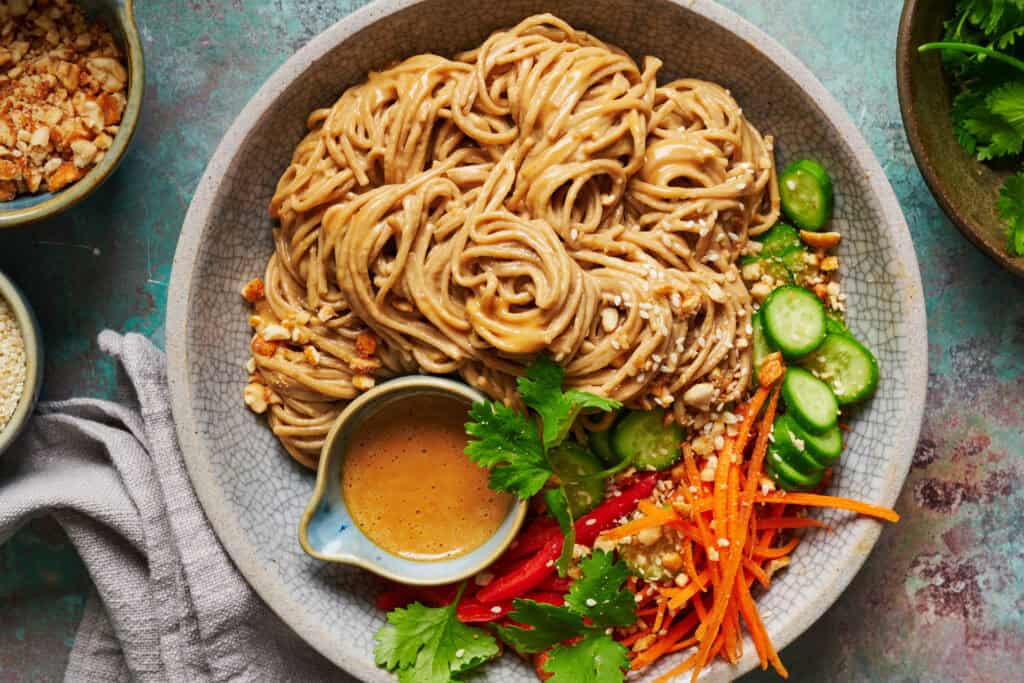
[247,14,779,467]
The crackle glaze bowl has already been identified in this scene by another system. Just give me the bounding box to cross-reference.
[166,0,927,680]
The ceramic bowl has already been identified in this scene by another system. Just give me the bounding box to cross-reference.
[167,1,927,680]
[0,269,43,456]
[299,375,527,586]
[0,0,144,229]
[897,0,1024,278]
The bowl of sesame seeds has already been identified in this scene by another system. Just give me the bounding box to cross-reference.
[0,269,42,456]
[0,0,144,228]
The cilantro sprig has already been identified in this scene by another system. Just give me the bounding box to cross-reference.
[920,0,1024,255]
[465,356,621,500]
[373,584,499,683]
[495,550,634,682]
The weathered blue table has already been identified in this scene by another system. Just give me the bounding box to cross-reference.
[2,1,1022,680]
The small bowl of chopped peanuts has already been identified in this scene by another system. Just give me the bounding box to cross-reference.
[0,269,43,456]
[0,0,144,228]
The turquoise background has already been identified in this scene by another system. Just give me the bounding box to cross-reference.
[1,1,1022,680]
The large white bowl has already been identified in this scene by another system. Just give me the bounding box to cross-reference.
[167,1,927,680]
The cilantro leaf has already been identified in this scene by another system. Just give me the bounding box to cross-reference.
[997,172,1024,255]
[465,400,550,499]
[565,550,637,628]
[544,487,576,577]
[494,600,586,654]
[542,632,630,683]
[518,356,621,448]
[374,586,499,683]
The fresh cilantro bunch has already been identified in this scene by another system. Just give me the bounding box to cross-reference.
[496,550,635,682]
[374,584,499,683]
[466,356,621,574]
[920,0,1024,255]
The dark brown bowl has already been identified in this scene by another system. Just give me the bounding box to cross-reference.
[897,0,1024,278]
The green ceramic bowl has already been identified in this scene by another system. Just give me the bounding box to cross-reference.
[0,269,43,457]
[897,0,1024,278]
[0,0,144,229]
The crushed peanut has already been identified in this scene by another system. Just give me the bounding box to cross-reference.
[0,0,129,200]
[240,277,264,303]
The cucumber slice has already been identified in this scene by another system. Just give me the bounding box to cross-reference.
[751,310,776,387]
[781,367,839,434]
[780,246,810,281]
[771,414,825,473]
[757,223,802,257]
[588,428,618,466]
[825,313,854,339]
[765,446,824,491]
[779,159,834,231]
[800,334,879,405]
[761,285,827,359]
[548,442,605,517]
[610,409,684,471]
[785,416,843,467]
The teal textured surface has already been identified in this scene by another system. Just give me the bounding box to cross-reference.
[0,1,1021,681]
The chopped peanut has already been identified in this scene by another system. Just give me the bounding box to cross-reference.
[758,352,785,387]
[241,278,265,303]
[799,230,842,249]
[251,334,278,357]
[355,331,377,357]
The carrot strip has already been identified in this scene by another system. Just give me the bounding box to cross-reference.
[629,611,700,671]
[689,386,780,683]
[753,536,801,559]
[605,505,678,540]
[620,630,647,647]
[653,653,698,683]
[754,493,900,523]
[742,556,771,588]
[755,517,832,531]
[735,571,788,677]
[652,600,668,634]
[661,570,708,610]
[668,635,699,653]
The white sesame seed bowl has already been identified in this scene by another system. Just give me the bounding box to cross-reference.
[0,269,43,457]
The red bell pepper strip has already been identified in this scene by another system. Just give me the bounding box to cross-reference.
[535,575,573,593]
[457,591,565,623]
[503,517,561,561]
[477,474,658,603]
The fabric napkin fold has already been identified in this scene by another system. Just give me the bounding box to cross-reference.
[0,332,355,682]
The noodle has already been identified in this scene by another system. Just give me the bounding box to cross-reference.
[245,14,780,467]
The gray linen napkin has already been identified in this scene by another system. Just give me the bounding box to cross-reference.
[0,332,355,682]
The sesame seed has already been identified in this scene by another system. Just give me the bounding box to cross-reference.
[490,606,502,614]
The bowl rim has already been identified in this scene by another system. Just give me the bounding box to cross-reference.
[0,270,43,455]
[167,1,928,680]
[896,0,1024,278]
[298,374,528,585]
[0,0,145,229]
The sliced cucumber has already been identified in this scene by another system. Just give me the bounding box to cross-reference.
[785,416,843,467]
[781,367,839,434]
[610,409,684,471]
[548,442,605,517]
[779,159,834,231]
[761,285,827,359]
[588,428,618,466]
[825,313,854,339]
[757,223,803,257]
[800,334,879,405]
[780,246,810,281]
[751,310,776,387]
[766,445,824,491]
[771,414,825,473]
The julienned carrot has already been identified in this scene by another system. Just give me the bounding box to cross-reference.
[630,611,700,670]
[661,569,708,609]
[742,556,771,588]
[735,570,787,677]
[690,386,780,683]
[605,504,678,540]
[753,536,800,559]
[754,517,832,531]
[754,493,900,523]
